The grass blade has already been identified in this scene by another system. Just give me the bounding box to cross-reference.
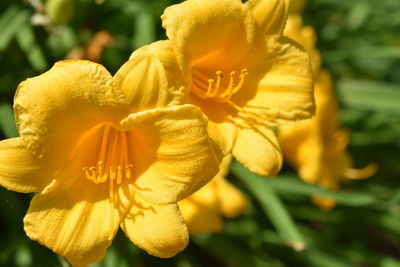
[231,161,307,251]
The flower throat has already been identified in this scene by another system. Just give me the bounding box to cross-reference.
[191,69,280,127]
[82,126,133,200]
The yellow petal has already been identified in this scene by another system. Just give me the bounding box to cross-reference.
[314,70,340,139]
[179,183,223,235]
[23,151,120,266]
[216,155,233,178]
[116,40,186,110]
[284,15,321,73]
[246,0,289,34]
[233,127,283,177]
[189,94,237,157]
[0,138,53,193]
[14,60,126,172]
[233,35,314,123]
[216,177,247,218]
[295,135,324,184]
[121,194,188,258]
[162,0,256,71]
[278,119,315,167]
[120,104,220,204]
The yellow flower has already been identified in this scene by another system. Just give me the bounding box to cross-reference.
[178,155,247,234]
[279,70,377,210]
[131,0,314,177]
[280,7,376,210]
[0,56,221,265]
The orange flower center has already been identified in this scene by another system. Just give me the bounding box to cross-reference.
[80,125,133,202]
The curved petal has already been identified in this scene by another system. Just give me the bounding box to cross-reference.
[246,0,289,34]
[278,119,315,167]
[121,194,188,258]
[162,0,256,71]
[120,104,220,204]
[0,138,55,193]
[188,94,237,157]
[216,178,247,218]
[233,127,282,177]
[116,40,187,111]
[296,137,324,184]
[314,69,340,139]
[233,35,314,124]
[284,15,321,73]
[23,139,120,266]
[14,60,126,171]
[179,182,223,234]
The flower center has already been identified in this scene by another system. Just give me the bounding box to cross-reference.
[191,69,249,102]
[82,125,133,202]
[191,69,280,127]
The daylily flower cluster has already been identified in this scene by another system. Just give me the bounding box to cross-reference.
[0,0,316,265]
[278,1,377,210]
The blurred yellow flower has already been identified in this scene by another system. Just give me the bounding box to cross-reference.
[0,57,220,265]
[179,156,247,234]
[132,0,314,177]
[280,8,376,210]
[279,70,377,210]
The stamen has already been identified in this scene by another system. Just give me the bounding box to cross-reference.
[82,126,134,186]
[125,164,133,179]
[206,79,214,96]
[191,68,280,128]
[193,68,249,102]
[210,71,223,97]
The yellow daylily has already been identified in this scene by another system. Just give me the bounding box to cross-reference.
[0,55,221,265]
[179,155,247,234]
[279,70,377,210]
[131,0,314,177]
[279,8,376,210]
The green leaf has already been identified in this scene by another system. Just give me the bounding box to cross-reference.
[193,234,270,267]
[0,102,18,138]
[16,24,48,72]
[131,5,156,49]
[337,79,400,113]
[263,175,377,207]
[0,7,30,51]
[303,249,354,267]
[231,162,307,251]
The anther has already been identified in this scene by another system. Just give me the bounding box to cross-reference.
[125,164,133,179]
[117,166,123,185]
[206,79,214,96]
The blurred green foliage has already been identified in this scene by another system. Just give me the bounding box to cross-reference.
[0,0,400,266]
